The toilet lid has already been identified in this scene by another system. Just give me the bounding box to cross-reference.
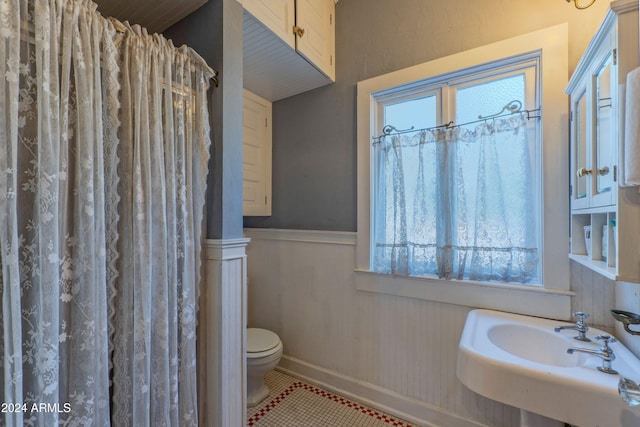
[247,328,280,353]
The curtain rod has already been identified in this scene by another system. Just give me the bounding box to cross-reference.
[372,100,541,144]
[107,17,219,88]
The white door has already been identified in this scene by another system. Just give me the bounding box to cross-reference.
[571,85,591,211]
[295,0,335,80]
[590,45,616,208]
[244,0,296,49]
[243,90,272,216]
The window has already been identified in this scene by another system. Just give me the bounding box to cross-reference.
[356,25,572,319]
[373,58,540,284]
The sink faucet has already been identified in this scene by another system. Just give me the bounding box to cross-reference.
[555,311,590,342]
[567,335,618,375]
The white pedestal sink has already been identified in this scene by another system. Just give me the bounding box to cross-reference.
[457,309,640,427]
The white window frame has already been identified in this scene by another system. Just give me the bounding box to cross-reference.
[355,24,573,320]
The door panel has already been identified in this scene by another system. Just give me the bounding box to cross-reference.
[295,0,335,79]
[243,90,272,216]
[244,0,295,49]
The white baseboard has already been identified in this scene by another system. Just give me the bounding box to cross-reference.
[277,355,487,427]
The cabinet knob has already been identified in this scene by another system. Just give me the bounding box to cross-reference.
[577,167,592,177]
[598,166,610,176]
[293,25,305,38]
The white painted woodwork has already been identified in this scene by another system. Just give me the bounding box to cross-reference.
[242,0,335,101]
[356,25,572,317]
[295,0,336,81]
[244,228,521,427]
[202,239,250,427]
[243,0,295,49]
[243,90,272,216]
[93,0,206,33]
[567,0,640,282]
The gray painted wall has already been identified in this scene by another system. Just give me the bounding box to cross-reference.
[243,0,611,232]
[165,0,245,240]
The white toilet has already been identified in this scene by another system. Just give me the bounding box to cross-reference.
[246,328,283,407]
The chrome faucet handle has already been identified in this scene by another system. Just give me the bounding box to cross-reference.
[595,335,617,350]
[619,377,640,406]
[554,312,592,341]
[595,335,618,374]
[573,312,590,323]
[573,312,591,341]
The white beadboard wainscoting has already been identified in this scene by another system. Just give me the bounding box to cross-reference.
[615,281,640,357]
[244,228,520,427]
[201,239,250,427]
[570,260,640,358]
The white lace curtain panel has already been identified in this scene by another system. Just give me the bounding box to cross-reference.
[0,0,214,425]
[373,115,540,283]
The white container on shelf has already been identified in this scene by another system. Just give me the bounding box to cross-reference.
[602,224,608,262]
[584,225,592,257]
[610,220,616,266]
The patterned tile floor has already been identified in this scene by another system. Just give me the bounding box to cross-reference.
[247,371,415,427]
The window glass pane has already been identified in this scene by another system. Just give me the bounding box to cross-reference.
[455,74,525,124]
[576,91,588,199]
[596,55,613,194]
[373,63,540,285]
[453,73,538,282]
[384,95,437,131]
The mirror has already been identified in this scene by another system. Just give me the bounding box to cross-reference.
[596,55,612,195]
[576,91,587,199]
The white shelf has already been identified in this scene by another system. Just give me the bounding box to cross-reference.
[569,253,617,280]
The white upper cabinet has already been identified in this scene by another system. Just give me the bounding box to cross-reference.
[566,0,640,281]
[568,29,616,210]
[243,0,336,101]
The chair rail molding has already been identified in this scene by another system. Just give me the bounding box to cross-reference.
[201,238,250,427]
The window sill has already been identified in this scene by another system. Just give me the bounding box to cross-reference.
[354,269,573,320]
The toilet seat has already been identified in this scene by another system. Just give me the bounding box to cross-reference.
[247,328,282,359]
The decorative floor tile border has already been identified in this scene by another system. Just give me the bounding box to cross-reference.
[247,378,414,426]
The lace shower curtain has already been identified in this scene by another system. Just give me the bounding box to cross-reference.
[0,0,214,425]
[373,115,540,283]
[110,23,212,426]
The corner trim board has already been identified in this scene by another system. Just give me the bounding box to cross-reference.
[202,238,249,427]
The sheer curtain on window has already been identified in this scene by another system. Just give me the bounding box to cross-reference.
[373,115,540,284]
[0,1,213,426]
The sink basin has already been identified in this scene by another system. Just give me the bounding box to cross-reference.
[488,323,583,367]
[457,309,640,427]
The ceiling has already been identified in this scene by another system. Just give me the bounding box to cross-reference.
[93,0,208,34]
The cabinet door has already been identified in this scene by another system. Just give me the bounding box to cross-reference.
[571,86,590,210]
[591,50,615,207]
[295,0,335,80]
[243,90,272,216]
[244,0,295,49]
